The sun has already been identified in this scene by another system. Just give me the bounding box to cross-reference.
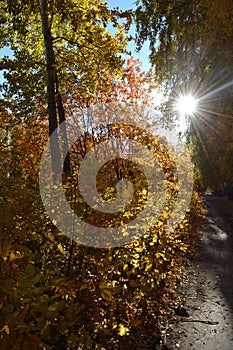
[176,95,197,115]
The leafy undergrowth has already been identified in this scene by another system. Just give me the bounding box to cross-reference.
[0,174,204,350]
[0,94,205,349]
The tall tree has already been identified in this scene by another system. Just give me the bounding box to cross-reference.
[40,0,63,175]
[0,0,129,177]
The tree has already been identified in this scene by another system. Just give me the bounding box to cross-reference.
[135,0,233,86]
[135,0,233,192]
[0,0,129,178]
[189,110,233,192]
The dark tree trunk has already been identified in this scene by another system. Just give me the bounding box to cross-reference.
[40,0,61,178]
[55,78,71,173]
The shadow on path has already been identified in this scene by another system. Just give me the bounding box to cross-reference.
[165,195,233,350]
[202,196,233,314]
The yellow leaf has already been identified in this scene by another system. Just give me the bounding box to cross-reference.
[3,324,10,335]
[57,243,64,253]
[118,323,129,336]
[123,211,131,219]
[180,245,188,252]
[106,187,115,193]
[48,232,55,242]
[161,211,169,220]
[157,220,163,227]
[179,221,188,229]
[9,252,17,261]
[141,189,147,196]
[145,263,152,272]
[122,229,129,237]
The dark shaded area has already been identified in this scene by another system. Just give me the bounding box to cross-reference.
[201,195,233,313]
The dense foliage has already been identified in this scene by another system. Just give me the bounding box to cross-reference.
[0,56,203,349]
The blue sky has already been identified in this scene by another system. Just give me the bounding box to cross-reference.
[0,48,11,84]
[107,0,136,11]
[107,0,151,72]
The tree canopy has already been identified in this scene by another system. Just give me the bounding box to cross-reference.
[135,0,233,190]
[1,0,131,176]
[135,0,233,84]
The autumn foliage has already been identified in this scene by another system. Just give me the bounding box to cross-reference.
[1,0,231,347]
[0,57,204,349]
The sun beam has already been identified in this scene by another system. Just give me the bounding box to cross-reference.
[176,95,197,115]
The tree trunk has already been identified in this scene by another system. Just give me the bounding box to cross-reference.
[55,77,71,173]
[40,0,61,178]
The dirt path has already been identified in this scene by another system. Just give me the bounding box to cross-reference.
[165,195,233,350]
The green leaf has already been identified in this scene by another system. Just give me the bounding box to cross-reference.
[31,274,41,284]
[17,276,28,287]
[25,264,36,277]
[99,279,108,290]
